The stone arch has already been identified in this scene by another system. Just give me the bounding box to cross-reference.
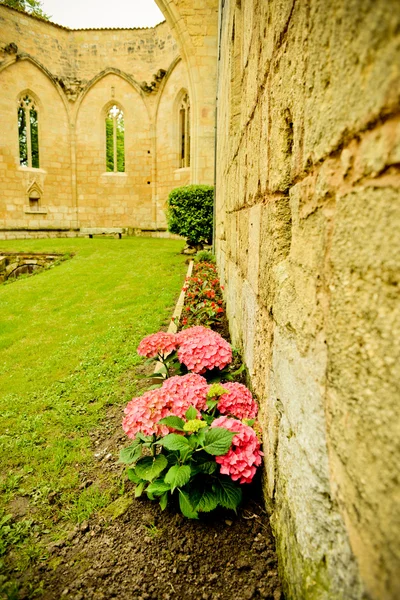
[153,1,201,182]
[155,57,191,166]
[26,180,43,210]
[74,68,150,125]
[155,55,182,119]
[153,0,218,184]
[174,87,191,169]
[15,88,42,110]
[0,54,70,119]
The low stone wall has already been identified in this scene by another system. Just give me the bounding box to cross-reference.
[0,252,62,282]
[0,228,182,240]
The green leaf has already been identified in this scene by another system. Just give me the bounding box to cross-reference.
[178,490,198,519]
[243,418,256,427]
[193,460,217,475]
[127,468,142,483]
[214,479,242,510]
[201,413,214,426]
[158,434,190,452]
[191,488,219,513]
[134,455,168,482]
[146,480,171,496]
[135,481,146,498]
[159,492,168,511]
[164,465,191,491]
[231,363,245,376]
[166,452,180,466]
[185,405,198,420]
[158,416,185,431]
[201,428,236,456]
[206,398,219,410]
[119,443,142,465]
[137,432,154,443]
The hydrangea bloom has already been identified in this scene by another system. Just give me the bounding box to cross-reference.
[122,373,208,438]
[137,331,178,358]
[122,389,170,438]
[211,416,263,484]
[161,373,208,417]
[175,326,211,342]
[216,382,258,420]
[177,327,232,374]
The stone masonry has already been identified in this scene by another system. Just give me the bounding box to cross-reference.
[0,4,213,238]
[215,1,400,599]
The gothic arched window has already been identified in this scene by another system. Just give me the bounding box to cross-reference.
[18,95,39,168]
[105,104,125,172]
[179,93,190,168]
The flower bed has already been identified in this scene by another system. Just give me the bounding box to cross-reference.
[120,262,262,519]
[179,261,225,330]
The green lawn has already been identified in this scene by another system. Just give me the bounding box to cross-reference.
[0,237,186,572]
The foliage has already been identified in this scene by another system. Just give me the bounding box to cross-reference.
[0,512,33,558]
[166,185,214,246]
[121,327,262,518]
[105,111,125,173]
[0,0,49,19]
[180,261,225,329]
[194,250,216,264]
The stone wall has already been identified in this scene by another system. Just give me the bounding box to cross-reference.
[215,1,400,599]
[0,251,62,281]
[0,4,215,237]
[154,0,219,184]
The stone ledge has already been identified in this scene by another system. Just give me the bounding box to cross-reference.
[24,207,48,214]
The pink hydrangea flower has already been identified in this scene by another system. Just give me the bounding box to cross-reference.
[161,373,208,417]
[216,382,258,420]
[137,331,178,358]
[122,389,170,438]
[122,373,208,438]
[177,328,232,374]
[211,416,263,484]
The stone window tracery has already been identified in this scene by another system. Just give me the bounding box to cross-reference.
[179,93,190,168]
[105,104,125,172]
[18,95,39,168]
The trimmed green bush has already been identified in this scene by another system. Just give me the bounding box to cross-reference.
[167,185,214,246]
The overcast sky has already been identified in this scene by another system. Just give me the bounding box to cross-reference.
[40,0,165,29]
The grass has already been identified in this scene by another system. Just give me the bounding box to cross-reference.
[0,237,186,580]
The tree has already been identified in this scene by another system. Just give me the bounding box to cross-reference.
[1,0,49,20]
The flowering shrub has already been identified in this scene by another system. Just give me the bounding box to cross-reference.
[211,417,263,484]
[137,331,178,359]
[177,327,232,374]
[120,329,263,519]
[144,326,236,382]
[123,373,209,438]
[216,382,258,420]
[180,261,225,328]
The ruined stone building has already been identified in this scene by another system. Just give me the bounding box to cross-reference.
[1,1,399,599]
[0,4,204,236]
